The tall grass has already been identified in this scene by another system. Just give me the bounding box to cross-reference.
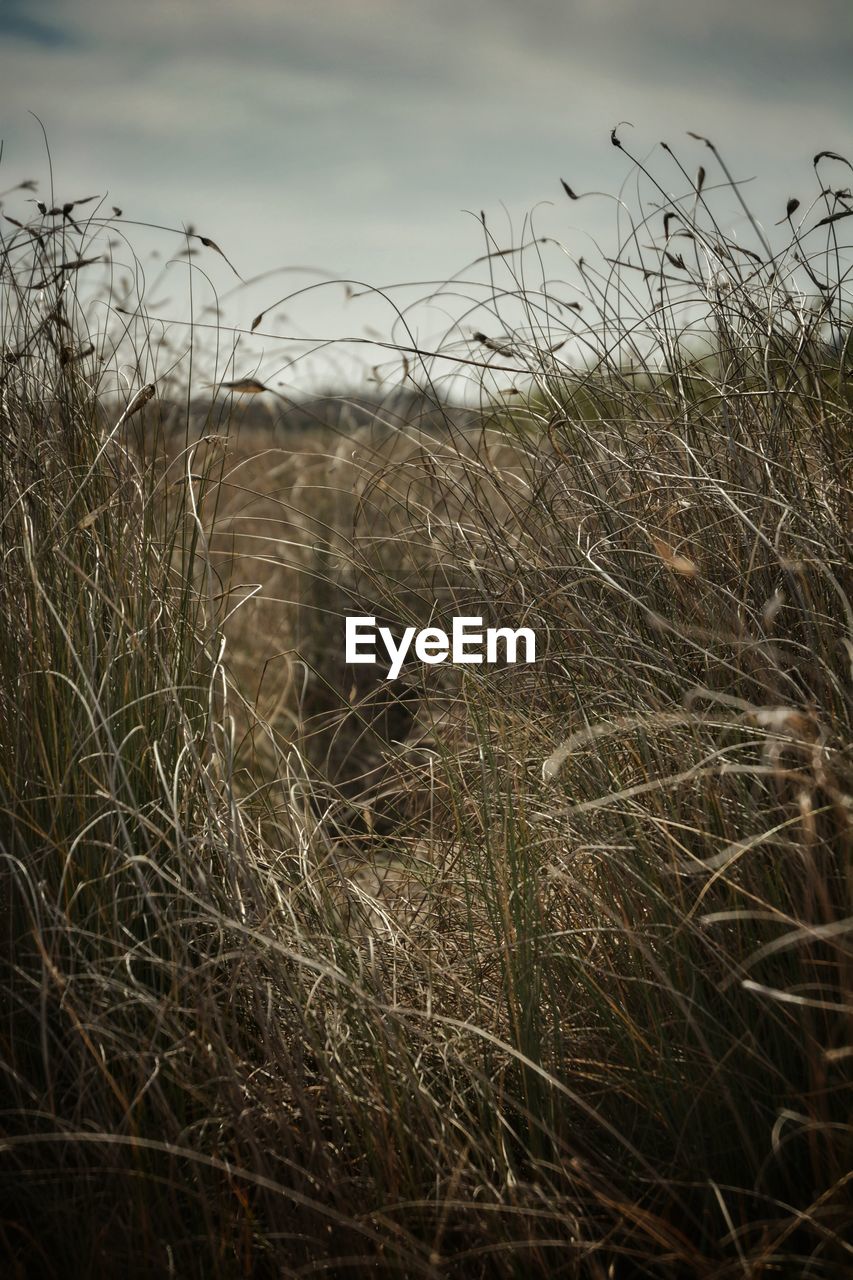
[0,141,851,1277]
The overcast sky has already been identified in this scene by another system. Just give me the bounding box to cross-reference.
[1,0,850,389]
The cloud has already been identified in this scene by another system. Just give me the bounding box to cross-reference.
[0,1,76,49]
[1,0,849,378]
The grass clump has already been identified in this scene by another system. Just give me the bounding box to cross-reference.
[0,141,851,1277]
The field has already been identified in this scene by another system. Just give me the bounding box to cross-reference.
[1,140,851,1277]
